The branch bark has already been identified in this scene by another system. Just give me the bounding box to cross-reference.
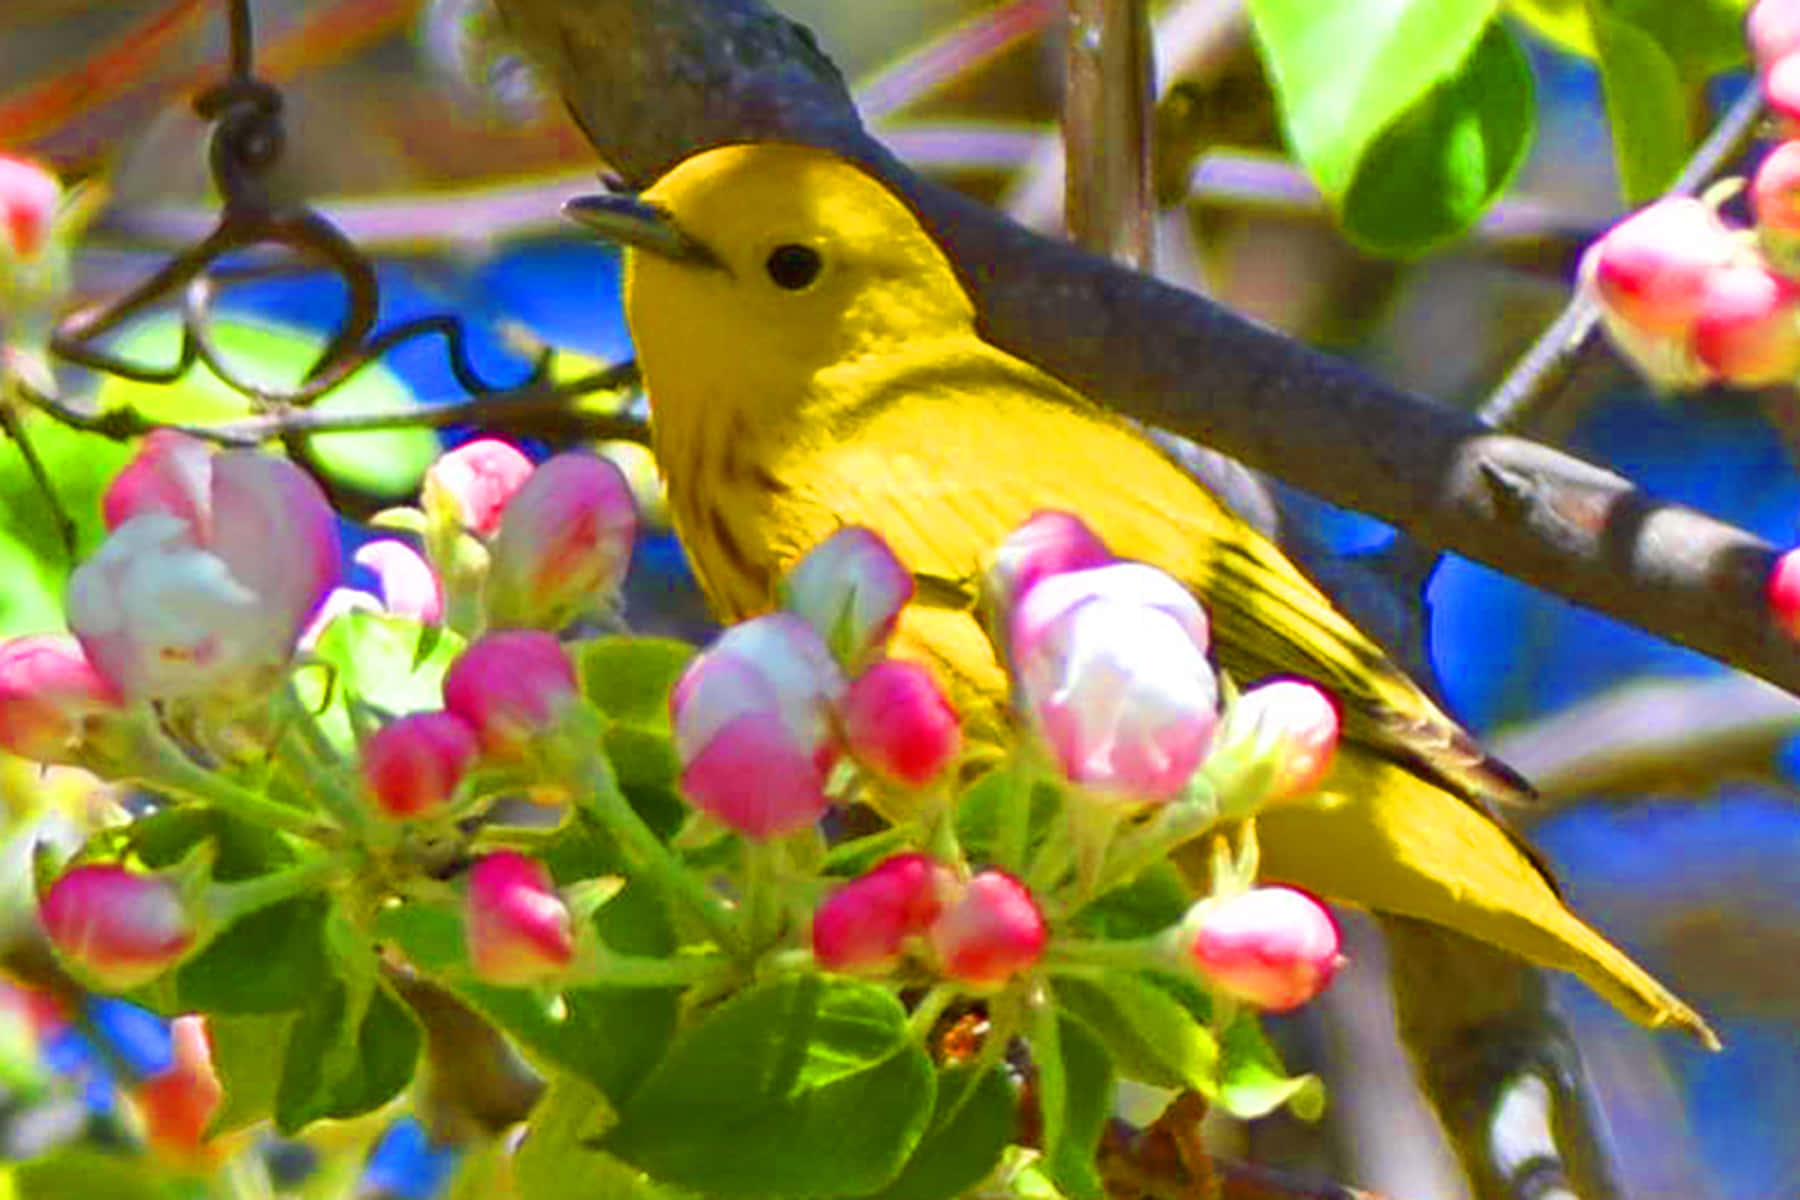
[492,0,1800,695]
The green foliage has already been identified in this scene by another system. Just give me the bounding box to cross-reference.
[0,412,131,636]
[273,978,420,1132]
[864,1064,1016,1200]
[1028,1008,1112,1200]
[299,610,466,751]
[600,976,936,1196]
[1246,0,1533,254]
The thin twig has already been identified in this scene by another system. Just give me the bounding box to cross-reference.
[21,365,646,449]
[1479,84,1767,433]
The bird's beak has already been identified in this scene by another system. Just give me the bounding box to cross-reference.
[563,193,721,269]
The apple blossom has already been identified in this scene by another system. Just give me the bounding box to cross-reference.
[465,852,574,985]
[1205,679,1340,808]
[929,870,1046,988]
[362,711,481,819]
[137,1015,222,1165]
[69,440,340,701]
[0,634,119,763]
[986,510,1113,615]
[811,853,955,973]
[0,154,60,261]
[779,526,913,666]
[1692,261,1800,387]
[40,865,195,990]
[486,451,637,630]
[671,613,846,838]
[1011,562,1217,801]
[442,631,579,759]
[423,438,534,537]
[1186,887,1342,1012]
[840,660,962,788]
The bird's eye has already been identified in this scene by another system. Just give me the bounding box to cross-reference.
[765,243,824,290]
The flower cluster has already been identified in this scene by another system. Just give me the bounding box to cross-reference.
[5,427,1349,1187]
[1584,2,1800,391]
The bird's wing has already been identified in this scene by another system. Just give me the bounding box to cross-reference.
[775,345,1532,809]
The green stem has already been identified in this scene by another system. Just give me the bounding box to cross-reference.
[992,749,1036,873]
[574,947,727,989]
[907,982,958,1042]
[741,837,782,953]
[127,715,329,840]
[276,683,369,836]
[1093,799,1220,897]
[569,740,745,958]
[208,852,347,926]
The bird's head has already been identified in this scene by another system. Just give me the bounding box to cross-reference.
[566,143,976,425]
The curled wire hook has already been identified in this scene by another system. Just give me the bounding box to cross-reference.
[51,6,550,413]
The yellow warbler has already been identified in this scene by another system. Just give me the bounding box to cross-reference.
[569,142,1713,1049]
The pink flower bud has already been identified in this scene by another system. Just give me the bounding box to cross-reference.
[671,613,845,838]
[0,634,119,763]
[40,865,194,990]
[1583,199,1737,338]
[841,660,961,787]
[0,154,60,260]
[362,711,480,819]
[137,1015,222,1165]
[442,631,579,759]
[70,440,341,702]
[1772,54,1800,133]
[1768,547,1800,636]
[929,870,1046,988]
[466,851,574,985]
[1011,564,1217,801]
[1692,261,1800,387]
[1211,679,1340,806]
[424,438,534,537]
[812,853,955,973]
[1755,142,1800,237]
[780,527,914,666]
[102,429,211,535]
[986,510,1113,614]
[1751,0,1800,76]
[486,452,637,630]
[1187,887,1342,1012]
[352,540,443,625]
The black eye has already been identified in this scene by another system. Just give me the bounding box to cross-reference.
[765,243,823,290]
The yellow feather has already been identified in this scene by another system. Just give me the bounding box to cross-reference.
[612,141,1714,1048]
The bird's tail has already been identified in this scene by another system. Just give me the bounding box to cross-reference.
[1211,750,1718,1049]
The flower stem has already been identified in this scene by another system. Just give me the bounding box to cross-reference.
[208,852,346,926]
[126,712,329,840]
[567,737,744,958]
[575,947,726,989]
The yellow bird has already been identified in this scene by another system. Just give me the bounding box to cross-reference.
[567,142,1713,1051]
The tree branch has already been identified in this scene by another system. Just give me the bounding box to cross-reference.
[491,0,1800,695]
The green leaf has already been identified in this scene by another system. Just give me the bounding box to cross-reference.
[128,807,296,879]
[1215,1013,1326,1121]
[1338,22,1535,255]
[298,611,464,752]
[577,636,696,729]
[1072,860,1191,940]
[1506,0,1595,53]
[14,1150,169,1200]
[1053,975,1217,1093]
[274,978,420,1133]
[1028,1008,1110,1200]
[176,895,332,1014]
[375,899,679,1104]
[1247,0,1535,255]
[513,1078,692,1200]
[602,976,935,1196]
[207,1012,298,1135]
[0,412,134,636]
[1599,0,1750,79]
[1588,5,1692,203]
[98,315,440,498]
[866,1063,1016,1200]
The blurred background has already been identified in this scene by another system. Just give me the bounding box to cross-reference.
[1,1,1797,1197]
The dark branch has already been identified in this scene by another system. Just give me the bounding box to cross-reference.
[491,0,1800,696]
